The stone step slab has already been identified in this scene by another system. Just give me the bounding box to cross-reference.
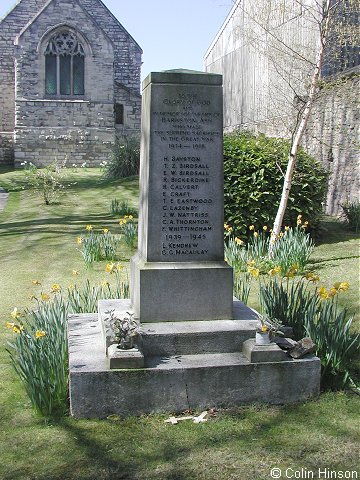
[98,298,260,356]
[140,319,258,356]
[68,313,321,419]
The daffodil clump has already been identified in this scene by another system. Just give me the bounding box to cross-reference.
[5,295,68,417]
[110,198,138,217]
[224,217,314,277]
[119,215,138,248]
[5,270,131,416]
[259,272,358,387]
[77,225,120,266]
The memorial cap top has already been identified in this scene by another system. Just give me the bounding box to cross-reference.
[142,69,223,89]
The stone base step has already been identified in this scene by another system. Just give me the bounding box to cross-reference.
[98,298,260,355]
[68,314,321,419]
[140,320,258,356]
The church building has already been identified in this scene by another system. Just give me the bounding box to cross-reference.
[0,0,142,166]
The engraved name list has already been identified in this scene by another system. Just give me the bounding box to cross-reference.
[151,88,223,261]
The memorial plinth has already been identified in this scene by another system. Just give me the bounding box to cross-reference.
[131,70,233,322]
[68,70,321,419]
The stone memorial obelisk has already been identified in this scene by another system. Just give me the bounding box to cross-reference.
[131,70,233,322]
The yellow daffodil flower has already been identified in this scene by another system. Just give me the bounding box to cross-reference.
[128,215,133,220]
[105,263,116,273]
[328,287,338,297]
[305,272,320,282]
[72,270,79,276]
[103,228,109,234]
[263,225,268,231]
[11,307,21,319]
[76,237,82,245]
[234,237,244,246]
[247,259,256,266]
[13,325,22,334]
[85,224,93,231]
[101,280,110,288]
[268,266,281,276]
[318,286,329,300]
[285,226,290,231]
[32,280,41,286]
[253,231,259,238]
[68,284,75,290]
[36,330,46,339]
[260,325,269,333]
[249,225,255,231]
[6,322,15,329]
[41,293,50,302]
[285,265,298,278]
[248,267,260,278]
[51,284,61,293]
[338,282,350,292]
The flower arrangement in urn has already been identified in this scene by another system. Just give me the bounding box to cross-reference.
[105,309,140,350]
[256,315,283,345]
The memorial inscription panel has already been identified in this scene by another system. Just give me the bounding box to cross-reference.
[145,79,224,262]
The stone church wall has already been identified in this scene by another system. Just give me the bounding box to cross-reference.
[14,0,115,166]
[0,0,48,164]
[0,0,142,166]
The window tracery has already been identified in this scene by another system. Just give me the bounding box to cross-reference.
[45,30,85,96]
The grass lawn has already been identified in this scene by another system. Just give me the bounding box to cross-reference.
[0,168,359,480]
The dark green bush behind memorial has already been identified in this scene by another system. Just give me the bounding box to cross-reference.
[223,131,328,236]
[104,135,140,180]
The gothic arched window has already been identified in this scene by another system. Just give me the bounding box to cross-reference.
[45,30,85,96]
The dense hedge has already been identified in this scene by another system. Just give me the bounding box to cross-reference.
[223,131,328,236]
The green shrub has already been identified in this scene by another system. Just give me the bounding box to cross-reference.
[104,135,140,180]
[340,201,360,233]
[22,160,70,205]
[223,131,328,236]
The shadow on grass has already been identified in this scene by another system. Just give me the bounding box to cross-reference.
[3,395,359,480]
[0,213,118,238]
[316,218,360,245]
[308,255,360,273]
